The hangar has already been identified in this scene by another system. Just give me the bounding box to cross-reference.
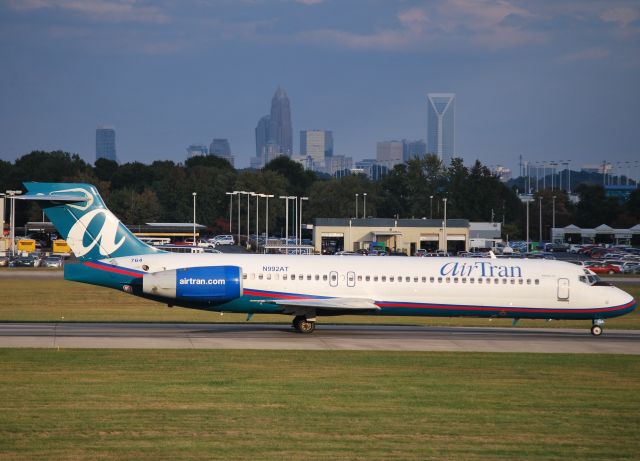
[551,224,640,246]
[312,218,470,255]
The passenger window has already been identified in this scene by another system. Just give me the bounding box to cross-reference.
[535,279,540,285]
[446,277,450,283]
[258,274,263,280]
[382,276,387,282]
[502,279,507,284]
[422,277,426,283]
[461,278,466,283]
[478,278,483,284]
[406,277,410,282]
[315,274,319,281]
[291,274,296,280]
[283,274,288,280]
[307,274,312,281]
[438,277,442,283]
[494,279,499,284]
[510,279,514,284]
[266,274,271,280]
[414,277,419,283]
[430,277,435,283]
[470,278,474,283]
[243,273,247,280]
[527,279,531,285]
[331,274,337,281]
[518,279,523,284]
[374,276,379,282]
[365,275,370,282]
[323,274,328,281]
[390,276,395,282]
[454,278,458,283]
[357,275,362,282]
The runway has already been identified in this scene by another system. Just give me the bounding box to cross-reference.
[1,322,639,353]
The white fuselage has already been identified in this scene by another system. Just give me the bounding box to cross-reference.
[109,253,635,318]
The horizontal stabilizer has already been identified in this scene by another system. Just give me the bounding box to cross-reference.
[14,194,88,203]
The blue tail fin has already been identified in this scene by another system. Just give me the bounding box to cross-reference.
[23,182,161,261]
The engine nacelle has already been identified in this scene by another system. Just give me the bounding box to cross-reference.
[142,266,242,302]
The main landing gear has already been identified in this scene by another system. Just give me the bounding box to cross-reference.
[292,315,316,334]
[591,319,605,336]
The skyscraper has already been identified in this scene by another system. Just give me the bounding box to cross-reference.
[186,144,208,158]
[300,130,333,170]
[402,139,427,161]
[427,93,455,165]
[96,126,116,162]
[255,115,270,159]
[376,141,404,169]
[209,138,234,167]
[269,87,293,156]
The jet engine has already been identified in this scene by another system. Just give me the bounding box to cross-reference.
[142,266,242,302]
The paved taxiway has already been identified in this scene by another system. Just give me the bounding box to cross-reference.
[0,322,639,353]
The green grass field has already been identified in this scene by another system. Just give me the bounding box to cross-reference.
[0,276,638,330]
[0,349,638,461]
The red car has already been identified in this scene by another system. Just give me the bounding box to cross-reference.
[585,262,621,274]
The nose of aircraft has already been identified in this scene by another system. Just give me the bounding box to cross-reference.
[614,287,636,313]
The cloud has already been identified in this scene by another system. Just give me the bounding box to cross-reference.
[300,0,546,52]
[7,0,169,23]
[600,6,640,38]
[558,46,610,62]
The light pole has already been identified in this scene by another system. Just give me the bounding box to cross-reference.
[538,196,542,246]
[442,198,447,253]
[0,193,5,244]
[552,195,556,241]
[429,195,433,219]
[192,192,197,246]
[6,190,22,256]
[355,193,359,219]
[263,194,274,247]
[236,191,245,246]
[246,191,250,246]
[225,192,237,233]
[300,197,308,249]
[362,193,367,218]
[279,195,290,244]
[526,198,530,253]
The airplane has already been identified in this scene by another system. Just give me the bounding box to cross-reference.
[16,182,636,336]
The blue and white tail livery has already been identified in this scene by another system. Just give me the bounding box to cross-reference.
[21,182,637,335]
[23,182,160,261]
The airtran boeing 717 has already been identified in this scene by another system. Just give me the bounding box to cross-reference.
[17,182,636,335]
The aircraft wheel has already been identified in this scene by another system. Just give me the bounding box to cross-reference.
[293,316,316,334]
[591,325,603,336]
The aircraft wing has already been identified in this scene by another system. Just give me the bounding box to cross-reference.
[252,297,380,311]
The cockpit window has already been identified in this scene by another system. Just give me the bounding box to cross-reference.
[580,275,600,285]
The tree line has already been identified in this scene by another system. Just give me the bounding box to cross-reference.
[1,151,638,240]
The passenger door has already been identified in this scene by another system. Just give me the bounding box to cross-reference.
[557,278,569,301]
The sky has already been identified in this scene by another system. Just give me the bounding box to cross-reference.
[0,0,639,175]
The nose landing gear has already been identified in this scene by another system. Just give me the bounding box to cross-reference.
[591,319,604,336]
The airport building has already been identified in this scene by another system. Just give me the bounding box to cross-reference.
[551,224,640,246]
[312,218,470,255]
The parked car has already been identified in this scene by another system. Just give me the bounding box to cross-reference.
[211,235,235,246]
[585,262,621,274]
[0,256,9,267]
[41,256,64,268]
[9,255,41,267]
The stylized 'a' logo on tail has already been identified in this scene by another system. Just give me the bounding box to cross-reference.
[22,182,160,261]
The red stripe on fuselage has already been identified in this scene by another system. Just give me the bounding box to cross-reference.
[84,261,143,278]
[375,300,636,314]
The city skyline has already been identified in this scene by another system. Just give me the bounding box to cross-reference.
[0,1,638,173]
